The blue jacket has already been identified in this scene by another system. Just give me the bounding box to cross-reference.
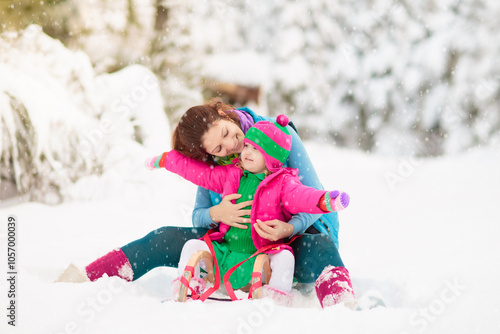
[191,107,340,247]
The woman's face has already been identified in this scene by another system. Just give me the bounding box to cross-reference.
[201,119,245,157]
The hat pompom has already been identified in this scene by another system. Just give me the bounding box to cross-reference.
[276,114,289,127]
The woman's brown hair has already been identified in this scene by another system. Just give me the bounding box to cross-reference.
[172,99,241,163]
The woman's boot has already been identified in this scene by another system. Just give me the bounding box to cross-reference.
[315,266,355,308]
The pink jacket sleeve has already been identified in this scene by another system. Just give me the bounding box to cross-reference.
[280,175,326,215]
[163,150,235,194]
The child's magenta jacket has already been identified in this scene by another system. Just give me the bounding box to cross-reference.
[164,151,327,252]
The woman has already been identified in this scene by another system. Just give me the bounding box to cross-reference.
[58,100,354,308]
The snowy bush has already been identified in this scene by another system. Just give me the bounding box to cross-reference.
[0,25,170,204]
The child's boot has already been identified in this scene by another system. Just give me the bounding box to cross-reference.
[262,285,294,307]
[84,248,134,282]
[171,276,206,301]
[315,266,356,308]
[319,191,350,212]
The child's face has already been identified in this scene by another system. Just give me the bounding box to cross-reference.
[240,143,267,174]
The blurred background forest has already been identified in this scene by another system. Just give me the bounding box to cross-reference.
[1,0,499,202]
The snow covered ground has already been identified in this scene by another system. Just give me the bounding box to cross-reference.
[1,141,499,334]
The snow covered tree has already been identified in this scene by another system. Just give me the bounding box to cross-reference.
[184,0,500,156]
[0,0,77,44]
[146,0,204,123]
[2,0,499,160]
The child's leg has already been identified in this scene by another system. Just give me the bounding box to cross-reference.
[177,239,210,277]
[263,250,294,306]
[267,250,295,293]
[172,239,210,299]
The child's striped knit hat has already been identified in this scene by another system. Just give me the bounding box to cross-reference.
[244,114,292,172]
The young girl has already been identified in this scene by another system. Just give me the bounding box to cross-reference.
[145,115,350,305]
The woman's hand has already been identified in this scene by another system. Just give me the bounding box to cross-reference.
[209,194,253,229]
[254,219,294,241]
